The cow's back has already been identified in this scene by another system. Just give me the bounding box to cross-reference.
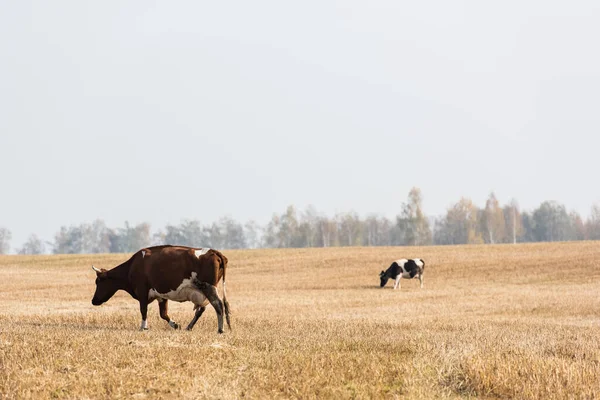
[130,246,223,294]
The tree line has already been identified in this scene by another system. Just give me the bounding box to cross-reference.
[2,188,600,255]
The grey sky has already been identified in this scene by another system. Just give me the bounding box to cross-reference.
[1,1,599,250]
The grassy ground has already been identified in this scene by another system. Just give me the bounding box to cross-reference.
[1,242,599,399]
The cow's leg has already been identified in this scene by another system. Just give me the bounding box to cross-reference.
[195,283,224,334]
[394,275,402,290]
[419,273,424,289]
[139,299,149,331]
[186,306,206,331]
[158,299,180,329]
[210,296,225,334]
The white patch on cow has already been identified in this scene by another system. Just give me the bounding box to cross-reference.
[394,260,410,279]
[394,258,422,279]
[148,272,209,307]
[394,259,408,267]
[141,250,146,258]
[194,248,211,258]
[140,319,148,330]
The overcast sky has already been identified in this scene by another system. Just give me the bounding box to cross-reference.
[1,1,599,250]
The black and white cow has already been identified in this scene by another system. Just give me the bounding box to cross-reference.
[379,258,425,290]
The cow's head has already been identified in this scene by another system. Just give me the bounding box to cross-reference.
[91,265,118,305]
[379,270,390,287]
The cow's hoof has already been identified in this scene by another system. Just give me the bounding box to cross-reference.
[186,326,193,331]
[169,321,180,329]
[139,327,149,331]
[218,329,224,334]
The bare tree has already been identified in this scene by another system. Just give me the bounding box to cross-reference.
[336,212,362,247]
[18,234,45,255]
[0,227,12,254]
[316,216,337,247]
[482,192,505,244]
[503,198,522,244]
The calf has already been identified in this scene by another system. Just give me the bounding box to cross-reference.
[379,258,425,290]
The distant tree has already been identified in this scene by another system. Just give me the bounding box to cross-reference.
[520,211,536,243]
[279,205,301,247]
[481,192,505,244]
[151,229,166,246]
[503,199,522,244]
[53,225,84,254]
[219,216,246,249]
[18,234,45,255]
[53,220,129,254]
[570,211,586,241]
[336,212,363,246]
[397,187,432,246]
[365,215,394,246]
[431,216,448,245]
[159,224,186,247]
[203,222,220,248]
[179,220,207,247]
[365,215,378,246]
[531,201,573,242]
[316,216,337,247]
[586,203,600,240]
[297,206,319,247]
[262,214,281,248]
[435,198,482,245]
[0,227,12,254]
[261,205,306,248]
[156,220,207,248]
[108,222,151,252]
[374,216,396,246]
[82,219,111,253]
[243,220,262,249]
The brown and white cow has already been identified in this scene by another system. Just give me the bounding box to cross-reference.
[91,245,231,333]
[379,258,425,290]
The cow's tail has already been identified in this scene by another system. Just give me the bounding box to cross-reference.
[214,250,231,330]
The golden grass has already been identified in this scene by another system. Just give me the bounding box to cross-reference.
[1,242,600,399]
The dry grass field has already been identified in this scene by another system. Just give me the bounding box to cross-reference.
[1,242,600,399]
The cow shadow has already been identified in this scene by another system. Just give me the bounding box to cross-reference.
[356,284,423,291]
